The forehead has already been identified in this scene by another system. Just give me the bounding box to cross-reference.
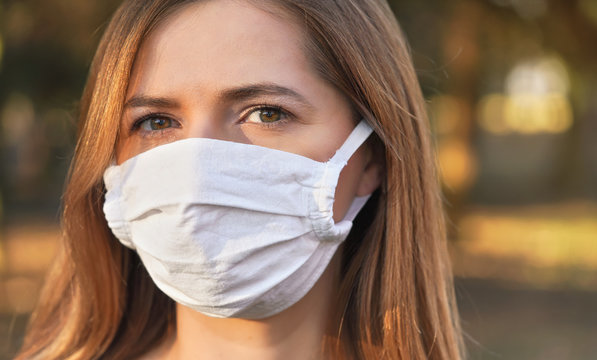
[128,0,310,97]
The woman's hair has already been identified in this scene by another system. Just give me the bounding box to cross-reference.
[17,0,464,359]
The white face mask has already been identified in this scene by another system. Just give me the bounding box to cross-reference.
[103,120,373,319]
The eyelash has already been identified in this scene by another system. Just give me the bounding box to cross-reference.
[130,112,179,137]
[240,104,292,128]
[129,105,293,135]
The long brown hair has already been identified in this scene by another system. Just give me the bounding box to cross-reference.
[17,0,463,359]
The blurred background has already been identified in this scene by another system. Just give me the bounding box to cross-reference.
[0,0,595,358]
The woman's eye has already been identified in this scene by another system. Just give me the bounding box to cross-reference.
[138,116,174,131]
[245,107,286,124]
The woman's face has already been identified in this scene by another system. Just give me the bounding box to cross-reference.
[117,0,381,220]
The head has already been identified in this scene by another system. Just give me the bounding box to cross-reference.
[18,0,463,359]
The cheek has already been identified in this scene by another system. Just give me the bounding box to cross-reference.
[116,140,131,165]
[332,149,366,222]
[115,136,143,165]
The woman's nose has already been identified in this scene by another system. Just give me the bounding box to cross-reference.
[184,115,249,144]
[185,115,226,140]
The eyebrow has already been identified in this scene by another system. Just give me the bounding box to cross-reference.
[123,83,314,110]
[218,83,313,108]
[123,96,180,109]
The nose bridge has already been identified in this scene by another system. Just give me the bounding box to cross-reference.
[185,112,225,140]
[184,109,252,145]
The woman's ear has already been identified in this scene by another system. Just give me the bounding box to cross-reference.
[356,148,383,196]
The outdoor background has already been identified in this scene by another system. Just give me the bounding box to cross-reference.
[1,0,596,358]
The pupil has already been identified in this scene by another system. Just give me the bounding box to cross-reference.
[260,109,280,123]
[151,118,170,130]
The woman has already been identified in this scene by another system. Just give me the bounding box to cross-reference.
[17,0,464,359]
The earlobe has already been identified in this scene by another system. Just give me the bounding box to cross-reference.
[356,159,383,196]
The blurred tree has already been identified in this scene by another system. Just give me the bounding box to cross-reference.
[0,0,121,220]
[389,0,597,237]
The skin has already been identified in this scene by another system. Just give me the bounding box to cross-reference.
[117,0,382,359]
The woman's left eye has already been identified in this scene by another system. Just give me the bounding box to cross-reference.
[244,107,287,124]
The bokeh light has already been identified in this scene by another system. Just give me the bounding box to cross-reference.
[430,95,479,192]
[453,202,597,290]
[579,0,597,26]
[438,139,478,192]
[478,56,573,135]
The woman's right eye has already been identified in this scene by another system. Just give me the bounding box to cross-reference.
[132,114,177,132]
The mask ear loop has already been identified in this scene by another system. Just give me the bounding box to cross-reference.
[328,120,375,222]
[328,120,374,166]
[342,194,370,222]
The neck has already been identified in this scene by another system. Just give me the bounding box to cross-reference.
[163,253,341,360]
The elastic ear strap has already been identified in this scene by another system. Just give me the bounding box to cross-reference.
[342,194,371,222]
[330,120,374,165]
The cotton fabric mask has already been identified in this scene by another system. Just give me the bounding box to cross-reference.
[103,120,373,319]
